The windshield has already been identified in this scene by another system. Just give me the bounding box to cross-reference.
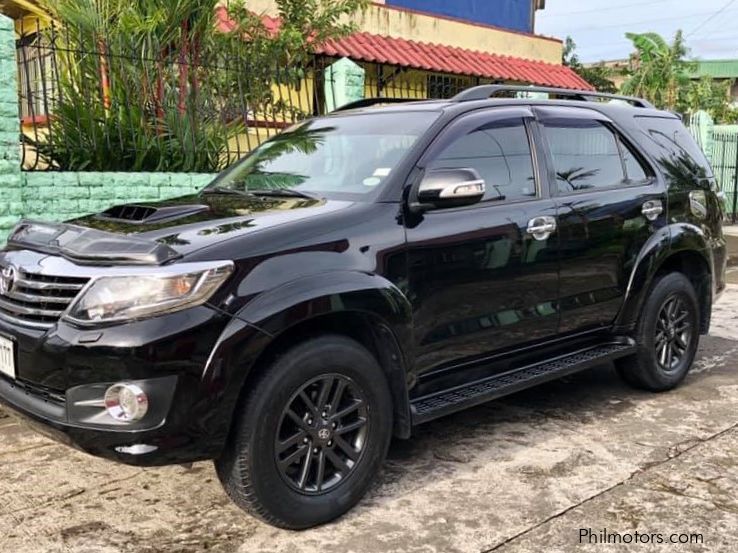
[205,112,438,199]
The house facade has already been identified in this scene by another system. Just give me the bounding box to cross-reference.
[0,0,47,34]
[248,0,562,65]
[218,0,588,148]
[378,0,546,34]
[242,0,587,104]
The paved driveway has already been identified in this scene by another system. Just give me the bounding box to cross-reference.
[2,283,738,553]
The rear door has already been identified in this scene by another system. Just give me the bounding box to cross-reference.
[405,106,560,374]
[535,106,667,334]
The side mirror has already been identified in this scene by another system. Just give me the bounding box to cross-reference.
[413,168,485,211]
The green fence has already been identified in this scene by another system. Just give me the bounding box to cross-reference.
[688,112,738,222]
[709,127,738,221]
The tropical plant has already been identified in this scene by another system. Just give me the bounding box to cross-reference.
[621,31,693,110]
[619,30,738,122]
[680,75,738,123]
[34,0,368,172]
[562,37,618,94]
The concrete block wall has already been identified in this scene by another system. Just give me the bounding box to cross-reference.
[0,13,217,242]
[2,170,216,242]
[0,14,22,240]
[18,172,215,225]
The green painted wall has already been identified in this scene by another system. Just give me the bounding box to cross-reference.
[0,13,218,242]
[17,171,215,225]
[1,171,216,242]
[0,14,22,242]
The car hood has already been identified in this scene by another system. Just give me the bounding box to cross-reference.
[67,193,353,257]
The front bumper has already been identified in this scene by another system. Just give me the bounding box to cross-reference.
[0,305,242,466]
[0,374,189,465]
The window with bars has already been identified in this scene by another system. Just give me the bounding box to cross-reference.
[427,74,471,99]
[16,33,55,122]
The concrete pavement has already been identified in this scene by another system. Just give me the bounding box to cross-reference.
[723,224,738,266]
[2,280,738,553]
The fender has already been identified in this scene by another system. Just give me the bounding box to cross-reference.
[236,270,413,338]
[615,222,713,331]
[199,271,415,450]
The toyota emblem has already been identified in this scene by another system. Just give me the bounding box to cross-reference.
[0,265,16,296]
[318,428,331,440]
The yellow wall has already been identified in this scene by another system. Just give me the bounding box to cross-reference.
[245,0,562,64]
[362,64,481,99]
[3,0,49,36]
[584,59,629,91]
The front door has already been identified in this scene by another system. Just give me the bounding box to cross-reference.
[404,107,560,374]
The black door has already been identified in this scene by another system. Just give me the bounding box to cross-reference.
[535,106,668,334]
[405,107,560,374]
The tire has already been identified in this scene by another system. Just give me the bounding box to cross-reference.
[215,334,393,529]
[616,272,700,392]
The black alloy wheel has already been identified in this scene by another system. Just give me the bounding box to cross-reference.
[215,335,393,529]
[275,374,369,494]
[616,272,700,392]
[654,293,693,372]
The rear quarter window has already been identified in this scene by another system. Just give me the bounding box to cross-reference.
[634,116,713,182]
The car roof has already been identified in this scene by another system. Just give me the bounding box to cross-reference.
[325,100,451,116]
[328,85,677,123]
[336,97,674,120]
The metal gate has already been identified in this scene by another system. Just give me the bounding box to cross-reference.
[709,129,738,223]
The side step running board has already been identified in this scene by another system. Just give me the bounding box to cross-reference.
[410,342,636,425]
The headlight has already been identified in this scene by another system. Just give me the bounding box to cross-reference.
[64,261,233,324]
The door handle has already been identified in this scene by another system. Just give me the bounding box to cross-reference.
[641,200,663,221]
[526,216,557,241]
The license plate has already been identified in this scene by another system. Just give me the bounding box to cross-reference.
[0,335,15,380]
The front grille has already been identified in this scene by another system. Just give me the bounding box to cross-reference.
[0,269,89,328]
[11,378,66,405]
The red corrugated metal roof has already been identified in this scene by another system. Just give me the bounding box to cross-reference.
[315,33,592,90]
[214,8,592,91]
[216,9,282,35]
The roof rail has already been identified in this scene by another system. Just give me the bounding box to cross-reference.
[332,97,423,112]
[451,85,655,109]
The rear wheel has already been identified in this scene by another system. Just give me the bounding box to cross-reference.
[215,335,393,529]
[616,272,700,392]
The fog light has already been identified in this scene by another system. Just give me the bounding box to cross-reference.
[115,444,158,455]
[104,383,149,422]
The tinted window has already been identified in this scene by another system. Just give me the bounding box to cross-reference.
[208,112,439,200]
[428,118,536,201]
[635,116,713,179]
[621,141,649,182]
[542,119,626,193]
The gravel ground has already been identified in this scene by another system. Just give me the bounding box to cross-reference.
[2,279,738,553]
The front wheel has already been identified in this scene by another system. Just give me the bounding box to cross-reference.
[215,335,393,529]
[616,272,700,392]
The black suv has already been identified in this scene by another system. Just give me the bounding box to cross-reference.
[0,86,726,529]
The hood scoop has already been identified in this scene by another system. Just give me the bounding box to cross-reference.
[7,220,180,265]
[97,203,210,224]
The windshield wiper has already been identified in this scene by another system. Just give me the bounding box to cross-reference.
[201,186,319,200]
[246,188,319,200]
